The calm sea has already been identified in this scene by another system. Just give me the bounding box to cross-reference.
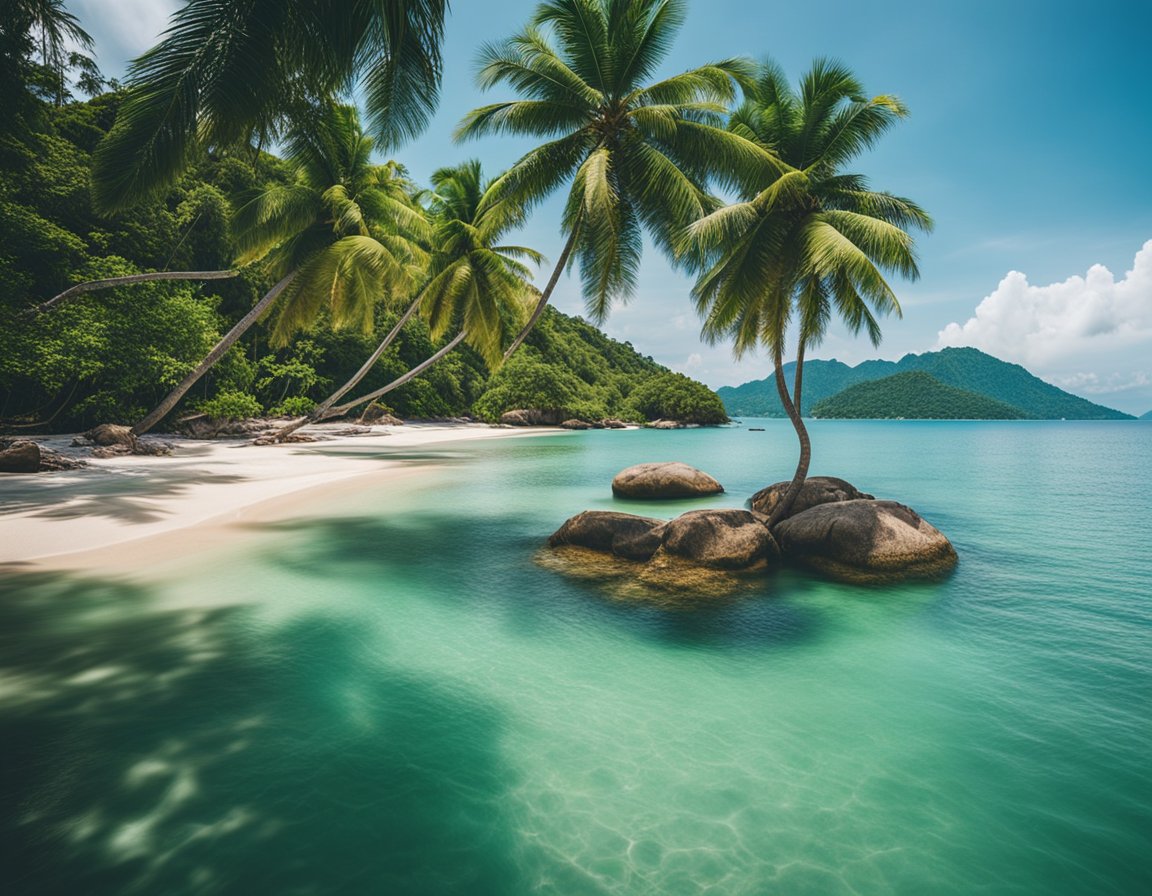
[2,420,1150,895]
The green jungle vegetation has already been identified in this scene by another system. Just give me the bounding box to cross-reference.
[0,96,725,431]
[719,347,1134,420]
[811,371,1027,420]
[2,0,935,520]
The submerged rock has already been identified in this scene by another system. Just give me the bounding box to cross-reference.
[612,462,724,499]
[657,508,780,570]
[774,499,957,582]
[537,545,765,603]
[750,475,873,521]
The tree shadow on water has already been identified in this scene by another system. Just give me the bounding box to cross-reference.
[0,570,527,896]
[254,512,827,653]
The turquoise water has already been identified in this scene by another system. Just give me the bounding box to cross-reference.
[2,420,1151,894]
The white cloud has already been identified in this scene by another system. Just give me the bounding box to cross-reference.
[72,1,179,74]
[936,239,1152,366]
[934,240,1152,413]
[1048,371,1151,396]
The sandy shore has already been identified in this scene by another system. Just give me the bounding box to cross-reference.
[0,422,556,569]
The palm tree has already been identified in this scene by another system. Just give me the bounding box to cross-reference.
[269,159,538,438]
[686,59,932,525]
[455,0,767,359]
[132,103,427,435]
[11,0,93,105]
[91,0,449,213]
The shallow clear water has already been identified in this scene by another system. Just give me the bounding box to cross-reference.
[2,421,1151,895]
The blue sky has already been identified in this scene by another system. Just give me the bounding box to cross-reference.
[75,0,1152,413]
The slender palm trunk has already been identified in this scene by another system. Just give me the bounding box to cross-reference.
[30,270,239,316]
[132,272,296,435]
[767,343,812,528]
[323,332,467,421]
[501,228,578,361]
[270,294,425,441]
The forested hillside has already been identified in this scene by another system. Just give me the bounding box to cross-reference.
[811,371,1028,419]
[718,348,1132,420]
[0,95,723,431]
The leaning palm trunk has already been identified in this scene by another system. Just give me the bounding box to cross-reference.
[501,230,578,361]
[767,344,812,528]
[275,332,468,437]
[132,272,296,435]
[30,270,239,315]
[269,294,425,441]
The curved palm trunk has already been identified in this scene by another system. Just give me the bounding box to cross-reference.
[277,331,468,437]
[767,342,812,529]
[501,228,578,361]
[270,293,425,441]
[132,272,296,435]
[30,270,239,316]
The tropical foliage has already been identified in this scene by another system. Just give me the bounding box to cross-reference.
[90,0,450,212]
[685,59,931,520]
[457,0,761,356]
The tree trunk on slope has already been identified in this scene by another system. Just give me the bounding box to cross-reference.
[767,343,812,529]
[501,228,578,362]
[269,293,425,442]
[271,331,468,439]
[30,270,239,315]
[131,272,296,435]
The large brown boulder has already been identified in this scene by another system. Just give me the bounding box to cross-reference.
[83,423,137,448]
[657,509,779,570]
[500,409,566,426]
[612,462,724,499]
[750,476,873,520]
[774,499,957,582]
[0,440,40,473]
[560,419,591,430]
[548,510,666,561]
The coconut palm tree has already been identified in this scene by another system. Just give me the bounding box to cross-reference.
[91,0,449,213]
[132,103,427,435]
[685,59,932,525]
[8,0,93,105]
[270,159,538,438]
[455,0,768,359]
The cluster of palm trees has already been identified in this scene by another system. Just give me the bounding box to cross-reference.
[52,0,931,520]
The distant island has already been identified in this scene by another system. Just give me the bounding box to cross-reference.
[718,347,1134,420]
[811,371,1028,419]
[1141,411,1152,420]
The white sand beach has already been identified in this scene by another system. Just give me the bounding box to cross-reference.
[0,422,555,570]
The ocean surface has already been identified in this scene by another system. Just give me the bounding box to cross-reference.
[2,420,1150,895]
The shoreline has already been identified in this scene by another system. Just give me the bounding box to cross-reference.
[0,422,559,571]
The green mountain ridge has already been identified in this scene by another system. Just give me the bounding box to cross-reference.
[811,371,1028,419]
[718,347,1133,420]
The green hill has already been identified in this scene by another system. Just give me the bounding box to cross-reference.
[812,371,1028,419]
[718,347,1133,420]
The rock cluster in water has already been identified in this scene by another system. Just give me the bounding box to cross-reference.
[544,462,957,597]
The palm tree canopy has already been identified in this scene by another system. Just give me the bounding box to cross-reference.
[91,0,449,213]
[417,160,540,367]
[687,58,933,359]
[230,103,430,346]
[456,0,768,322]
